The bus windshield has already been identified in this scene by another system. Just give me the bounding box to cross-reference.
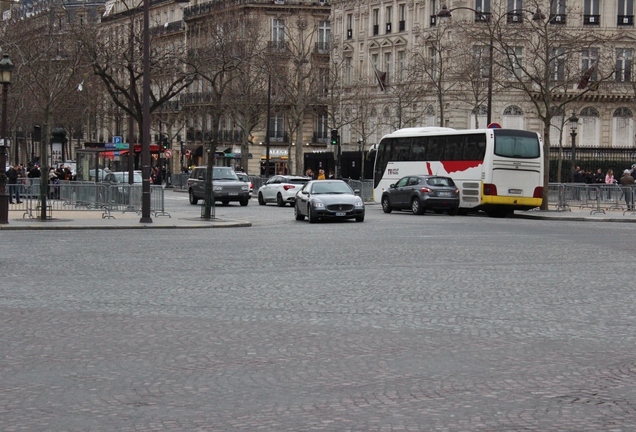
[493,129,540,159]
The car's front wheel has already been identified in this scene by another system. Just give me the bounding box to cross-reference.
[189,189,198,205]
[294,204,304,221]
[355,214,365,222]
[240,199,249,206]
[276,193,285,207]
[258,193,265,205]
[411,198,425,215]
[381,196,392,213]
[221,200,229,206]
[308,205,319,223]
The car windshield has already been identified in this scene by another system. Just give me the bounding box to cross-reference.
[212,167,239,180]
[236,174,248,181]
[310,182,353,195]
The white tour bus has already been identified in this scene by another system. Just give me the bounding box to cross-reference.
[372,127,544,217]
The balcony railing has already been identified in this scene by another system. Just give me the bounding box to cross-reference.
[313,132,329,144]
[150,20,184,36]
[268,40,287,51]
[584,14,601,25]
[430,15,437,26]
[549,13,567,24]
[399,20,405,31]
[315,41,330,53]
[179,92,213,105]
[475,12,491,22]
[347,28,353,39]
[618,15,634,26]
[386,22,392,33]
[372,24,379,35]
[268,131,288,142]
[507,12,523,23]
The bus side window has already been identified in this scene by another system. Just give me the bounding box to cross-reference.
[394,138,411,161]
[428,136,445,160]
[464,134,487,160]
[446,135,464,160]
[411,137,427,161]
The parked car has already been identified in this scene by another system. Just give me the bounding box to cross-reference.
[258,175,311,206]
[381,175,459,215]
[102,171,143,184]
[187,166,250,206]
[235,172,253,198]
[294,179,365,223]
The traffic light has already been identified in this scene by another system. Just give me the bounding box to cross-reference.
[331,129,339,146]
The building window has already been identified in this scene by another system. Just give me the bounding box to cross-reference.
[272,19,285,49]
[384,52,392,84]
[616,48,633,82]
[579,107,600,147]
[399,4,406,31]
[581,48,599,84]
[428,47,437,79]
[318,68,329,95]
[347,13,353,39]
[502,105,524,129]
[316,113,329,140]
[397,51,405,81]
[618,0,634,25]
[473,45,490,79]
[550,0,566,24]
[386,6,392,34]
[317,21,330,52]
[269,115,285,140]
[549,48,566,81]
[584,0,601,25]
[373,9,379,35]
[507,46,523,79]
[507,0,523,23]
[476,0,491,13]
[344,57,353,85]
[613,107,634,147]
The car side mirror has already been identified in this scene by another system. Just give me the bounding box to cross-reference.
[301,190,309,195]
[354,189,361,195]
[389,183,396,188]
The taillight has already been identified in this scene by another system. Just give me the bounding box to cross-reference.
[283,185,296,191]
[483,183,498,196]
[533,186,543,198]
[420,187,432,194]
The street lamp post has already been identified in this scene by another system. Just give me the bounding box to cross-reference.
[569,111,579,183]
[139,0,152,223]
[0,53,14,225]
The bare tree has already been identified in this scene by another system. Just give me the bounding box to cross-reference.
[492,0,615,209]
[2,7,88,220]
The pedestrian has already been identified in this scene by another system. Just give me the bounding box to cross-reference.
[153,166,163,185]
[317,169,326,180]
[619,169,635,211]
[605,169,615,200]
[328,170,334,179]
[6,164,22,204]
[28,165,41,178]
[305,168,314,179]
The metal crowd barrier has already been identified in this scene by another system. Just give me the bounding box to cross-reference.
[343,178,374,202]
[10,182,170,219]
[172,173,190,190]
[547,183,636,215]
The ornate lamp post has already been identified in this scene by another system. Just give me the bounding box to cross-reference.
[0,53,15,225]
[569,111,579,183]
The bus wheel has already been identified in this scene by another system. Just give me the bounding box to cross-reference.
[457,209,469,216]
[411,198,425,215]
[381,196,393,213]
[447,208,458,216]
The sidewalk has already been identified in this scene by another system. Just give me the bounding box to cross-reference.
[0,207,251,230]
[515,205,636,222]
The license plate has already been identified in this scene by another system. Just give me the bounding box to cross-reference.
[508,189,522,194]
[438,191,451,197]
[229,192,238,195]
[335,212,346,216]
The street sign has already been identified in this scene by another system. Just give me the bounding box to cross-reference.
[113,136,122,144]
[185,150,191,157]
[487,122,502,129]
[164,149,173,159]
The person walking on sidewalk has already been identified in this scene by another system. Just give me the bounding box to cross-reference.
[620,169,635,211]
[6,164,22,204]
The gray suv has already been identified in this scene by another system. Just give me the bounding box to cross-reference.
[187,166,250,206]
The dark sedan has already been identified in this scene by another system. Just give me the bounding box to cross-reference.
[295,180,365,223]
[381,175,459,215]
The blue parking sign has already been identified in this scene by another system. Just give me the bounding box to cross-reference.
[113,136,122,144]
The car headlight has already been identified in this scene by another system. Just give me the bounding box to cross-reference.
[312,201,324,208]
[213,186,223,191]
[354,200,364,208]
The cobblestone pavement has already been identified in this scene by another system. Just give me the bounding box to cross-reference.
[2,201,636,431]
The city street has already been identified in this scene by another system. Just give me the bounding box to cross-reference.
[2,190,636,431]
